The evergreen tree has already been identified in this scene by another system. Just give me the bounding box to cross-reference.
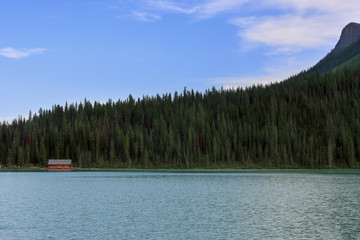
[1,66,360,169]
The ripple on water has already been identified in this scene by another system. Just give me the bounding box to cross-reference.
[0,170,360,239]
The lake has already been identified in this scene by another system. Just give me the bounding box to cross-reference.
[0,170,360,239]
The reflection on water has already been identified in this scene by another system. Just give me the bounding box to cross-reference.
[0,170,360,239]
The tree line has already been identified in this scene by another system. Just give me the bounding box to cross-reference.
[1,66,360,168]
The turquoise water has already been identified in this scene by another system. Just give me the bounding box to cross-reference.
[1,170,360,239]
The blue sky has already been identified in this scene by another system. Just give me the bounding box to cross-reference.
[1,0,359,121]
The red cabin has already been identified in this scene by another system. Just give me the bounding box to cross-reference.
[47,159,72,169]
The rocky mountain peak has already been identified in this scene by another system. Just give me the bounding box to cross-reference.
[335,22,360,49]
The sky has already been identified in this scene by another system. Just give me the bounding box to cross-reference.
[1,0,360,122]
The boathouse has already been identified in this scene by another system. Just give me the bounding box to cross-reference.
[47,159,72,169]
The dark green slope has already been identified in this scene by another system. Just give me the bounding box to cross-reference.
[307,22,360,74]
[307,39,360,74]
[1,65,360,169]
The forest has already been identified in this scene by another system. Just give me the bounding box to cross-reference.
[1,66,360,169]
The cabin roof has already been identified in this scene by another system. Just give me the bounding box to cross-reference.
[48,159,72,165]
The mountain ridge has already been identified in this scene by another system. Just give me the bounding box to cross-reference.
[335,22,360,49]
[306,22,360,74]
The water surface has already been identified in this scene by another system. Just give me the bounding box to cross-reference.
[1,170,360,239]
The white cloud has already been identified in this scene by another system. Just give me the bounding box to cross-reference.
[144,0,248,18]
[131,11,162,22]
[145,0,197,14]
[207,64,299,88]
[232,15,340,49]
[206,53,317,88]
[132,0,360,50]
[0,116,16,123]
[263,0,359,13]
[208,75,281,89]
[121,0,360,86]
[231,0,360,50]
[0,47,46,59]
[196,0,249,18]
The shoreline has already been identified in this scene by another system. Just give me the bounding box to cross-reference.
[0,168,359,174]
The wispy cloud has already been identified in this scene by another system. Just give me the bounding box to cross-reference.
[131,11,162,22]
[126,0,359,50]
[116,0,360,86]
[207,65,297,89]
[195,0,249,19]
[145,0,197,14]
[0,47,46,59]
[0,116,16,123]
[115,0,248,22]
[208,75,280,89]
[206,54,315,88]
[262,0,359,14]
[231,15,339,50]
[231,0,360,50]
[144,0,248,18]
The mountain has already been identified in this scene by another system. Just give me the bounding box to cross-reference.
[335,22,360,49]
[307,22,360,74]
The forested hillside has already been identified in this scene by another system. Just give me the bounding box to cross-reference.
[306,23,360,74]
[307,39,360,74]
[1,66,360,169]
